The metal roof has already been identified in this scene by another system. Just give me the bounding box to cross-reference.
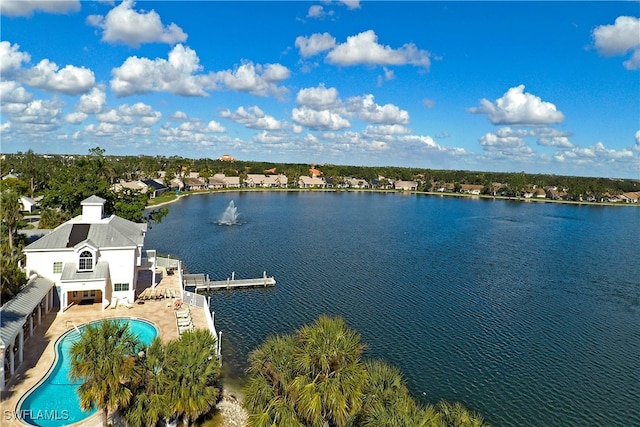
[60,261,109,281]
[24,216,146,251]
[81,195,107,205]
[0,277,54,348]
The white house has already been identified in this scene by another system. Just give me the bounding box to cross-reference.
[20,196,38,212]
[23,195,155,312]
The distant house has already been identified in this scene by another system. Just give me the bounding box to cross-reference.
[620,192,639,203]
[208,173,227,189]
[435,182,455,192]
[141,179,169,198]
[20,196,38,212]
[225,176,241,188]
[309,168,322,178]
[534,188,547,198]
[394,180,418,191]
[184,177,207,191]
[112,180,168,198]
[264,174,288,188]
[244,174,267,188]
[245,174,288,188]
[218,153,235,162]
[298,176,326,188]
[546,188,568,200]
[459,184,484,195]
[23,195,154,312]
[345,178,370,189]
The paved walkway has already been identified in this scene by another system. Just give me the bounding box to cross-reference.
[0,267,208,427]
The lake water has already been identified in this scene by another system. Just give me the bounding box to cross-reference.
[145,192,640,426]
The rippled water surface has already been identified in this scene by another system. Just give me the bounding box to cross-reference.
[145,192,640,426]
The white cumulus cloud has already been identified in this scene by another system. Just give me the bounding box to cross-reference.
[0,0,79,17]
[65,112,88,124]
[87,0,187,47]
[215,62,290,97]
[111,44,209,97]
[0,41,31,74]
[221,106,283,130]
[295,32,337,58]
[0,81,32,104]
[469,85,565,125]
[592,16,640,70]
[479,131,536,160]
[326,30,431,68]
[77,87,107,114]
[292,106,350,131]
[21,59,95,95]
[346,94,410,125]
[296,84,341,110]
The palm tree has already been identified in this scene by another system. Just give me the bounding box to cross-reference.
[122,337,170,427]
[358,360,441,427]
[244,316,368,427]
[1,189,22,254]
[69,320,142,427]
[292,315,368,427]
[436,400,489,427]
[244,334,303,427]
[164,329,221,426]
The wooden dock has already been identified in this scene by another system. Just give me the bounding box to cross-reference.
[185,272,276,292]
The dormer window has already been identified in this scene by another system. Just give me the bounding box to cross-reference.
[78,251,93,271]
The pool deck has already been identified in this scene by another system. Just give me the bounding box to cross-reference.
[0,267,208,427]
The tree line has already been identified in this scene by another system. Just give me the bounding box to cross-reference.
[3,149,638,199]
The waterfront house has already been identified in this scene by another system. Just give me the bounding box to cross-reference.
[460,184,484,195]
[184,176,207,191]
[244,174,267,187]
[345,178,370,189]
[620,192,639,203]
[298,176,326,188]
[113,179,168,198]
[394,180,418,191]
[22,195,155,313]
[141,179,169,198]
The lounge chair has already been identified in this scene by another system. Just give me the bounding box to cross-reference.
[121,298,133,309]
[177,318,192,327]
[175,310,190,319]
[110,297,118,309]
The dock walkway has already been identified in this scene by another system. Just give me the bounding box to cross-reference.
[185,272,276,291]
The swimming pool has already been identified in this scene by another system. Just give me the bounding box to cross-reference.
[17,318,158,427]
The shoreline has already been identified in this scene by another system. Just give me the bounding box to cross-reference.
[146,187,639,210]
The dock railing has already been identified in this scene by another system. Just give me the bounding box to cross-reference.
[156,255,181,269]
[180,269,222,359]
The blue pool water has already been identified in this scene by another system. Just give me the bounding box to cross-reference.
[18,318,158,427]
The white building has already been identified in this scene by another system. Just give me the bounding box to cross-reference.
[23,195,155,312]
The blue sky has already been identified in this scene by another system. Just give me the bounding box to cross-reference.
[1,1,639,178]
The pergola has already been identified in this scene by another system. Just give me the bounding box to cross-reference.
[0,276,55,391]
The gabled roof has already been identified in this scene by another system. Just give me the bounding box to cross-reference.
[141,179,168,191]
[24,215,146,251]
[1,276,54,348]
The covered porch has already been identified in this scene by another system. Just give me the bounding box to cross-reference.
[0,276,56,391]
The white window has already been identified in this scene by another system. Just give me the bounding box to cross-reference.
[114,283,129,292]
[78,251,93,271]
[53,262,63,274]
